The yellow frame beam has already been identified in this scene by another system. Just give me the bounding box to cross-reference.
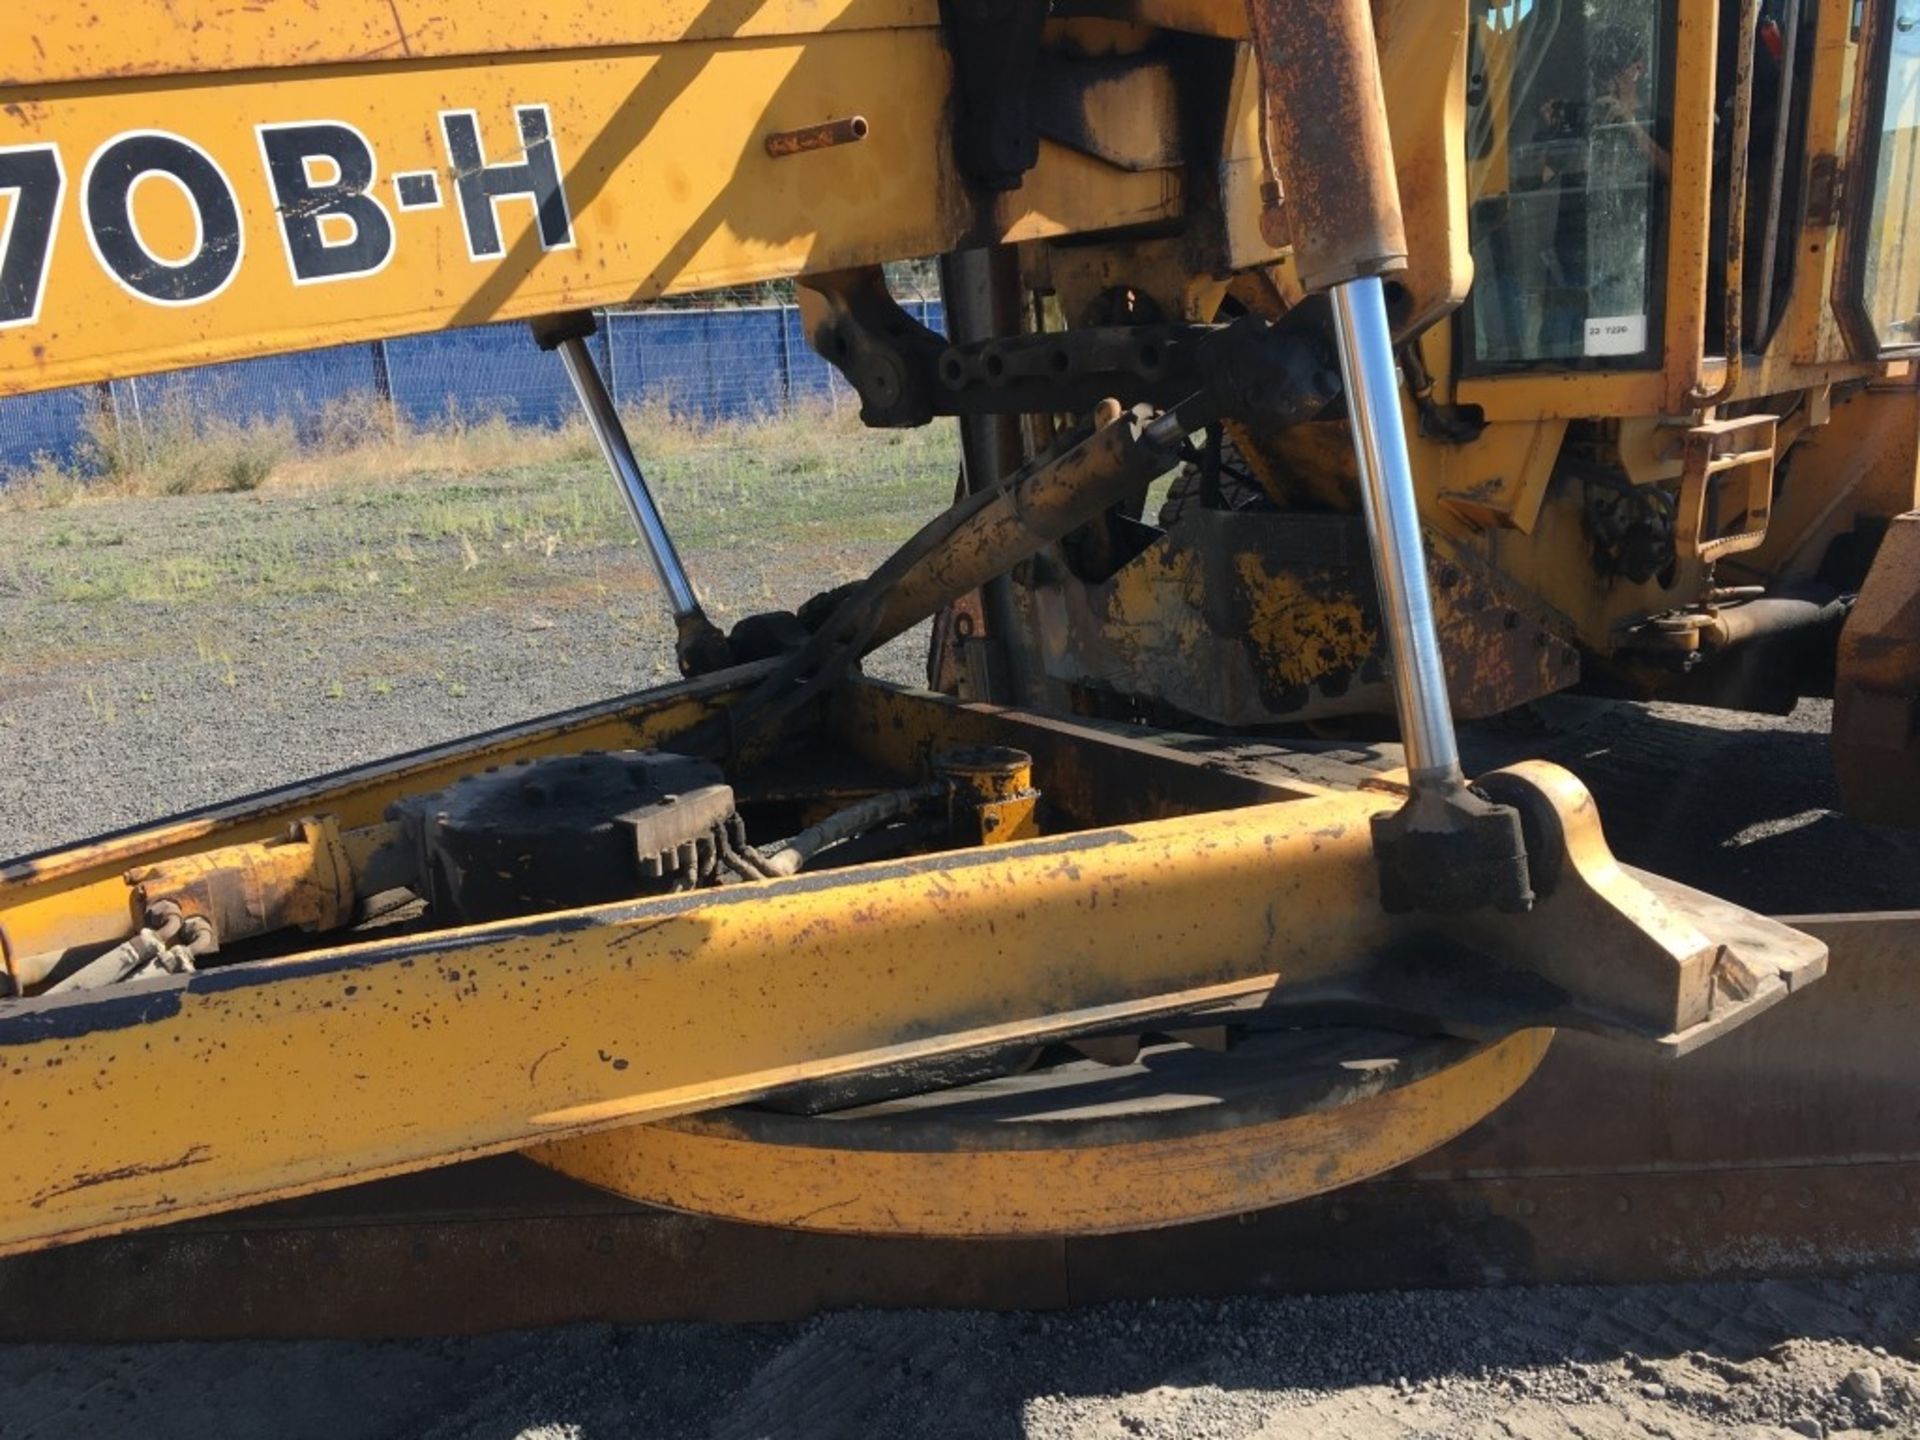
[0,21,1187,395]
[0,786,1403,1256]
[4,1,944,85]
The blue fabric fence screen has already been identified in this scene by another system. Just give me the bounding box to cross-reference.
[0,301,944,475]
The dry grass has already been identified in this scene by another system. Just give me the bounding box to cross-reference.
[269,395,865,497]
[0,396,958,673]
[268,398,602,492]
[2,395,547,509]
[2,395,293,510]
[0,454,84,511]
[3,392,885,510]
[95,395,290,498]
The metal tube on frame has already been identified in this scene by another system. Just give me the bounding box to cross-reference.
[1328,278,1461,785]
[555,333,703,622]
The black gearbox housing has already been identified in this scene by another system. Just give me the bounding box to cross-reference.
[387,750,740,925]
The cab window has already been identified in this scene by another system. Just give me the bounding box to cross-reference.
[1462,0,1675,371]
[1854,0,1920,351]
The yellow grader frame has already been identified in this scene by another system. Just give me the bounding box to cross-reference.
[0,0,1917,1329]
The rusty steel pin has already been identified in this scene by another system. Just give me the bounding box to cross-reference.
[765,115,869,159]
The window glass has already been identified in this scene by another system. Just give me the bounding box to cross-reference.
[1463,0,1674,370]
[1859,0,1920,350]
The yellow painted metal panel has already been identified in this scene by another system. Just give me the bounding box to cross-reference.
[0,33,1179,396]
[1659,0,1724,410]
[0,792,1400,1256]
[1377,0,1474,327]
[1,1,942,87]
[1456,369,1668,423]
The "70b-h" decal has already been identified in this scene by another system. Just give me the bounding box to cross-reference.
[0,105,573,330]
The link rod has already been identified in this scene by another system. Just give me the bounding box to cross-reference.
[556,334,703,621]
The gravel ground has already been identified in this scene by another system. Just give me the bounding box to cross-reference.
[3,1278,1918,1438]
[1459,693,1920,915]
[0,469,934,858]
[0,576,933,859]
[4,473,1919,1439]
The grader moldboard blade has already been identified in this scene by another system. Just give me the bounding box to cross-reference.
[0,909,1904,1341]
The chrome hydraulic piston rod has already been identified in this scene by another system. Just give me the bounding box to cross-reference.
[1243,0,1527,911]
[1329,277,1460,784]
[532,312,729,675]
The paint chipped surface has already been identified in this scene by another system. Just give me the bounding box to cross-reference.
[1234,552,1375,689]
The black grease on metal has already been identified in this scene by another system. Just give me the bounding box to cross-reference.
[29,1145,213,1209]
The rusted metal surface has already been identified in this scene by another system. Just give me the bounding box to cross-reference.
[1033,509,1576,726]
[1691,0,1759,405]
[32,901,214,996]
[0,781,1410,1256]
[940,244,1033,705]
[1038,510,1397,725]
[707,405,1211,756]
[765,115,870,158]
[1427,539,1584,718]
[0,910,1903,1339]
[865,411,1186,651]
[8,816,361,992]
[931,746,1039,844]
[126,816,354,946]
[1451,762,1823,1053]
[805,265,1334,432]
[1806,153,1845,228]
[927,587,996,698]
[798,268,953,428]
[824,684,1335,826]
[1674,414,1778,562]
[1835,510,1920,825]
[1241,0,1408,291]
[0,664,1826,1254]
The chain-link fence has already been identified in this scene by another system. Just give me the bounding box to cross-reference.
[0,287,946,477]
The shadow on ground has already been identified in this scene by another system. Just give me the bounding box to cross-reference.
[1462,697,1920,914]
[3,1275,1916,1439]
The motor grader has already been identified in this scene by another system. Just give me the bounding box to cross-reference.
[0,0,1916,1334]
